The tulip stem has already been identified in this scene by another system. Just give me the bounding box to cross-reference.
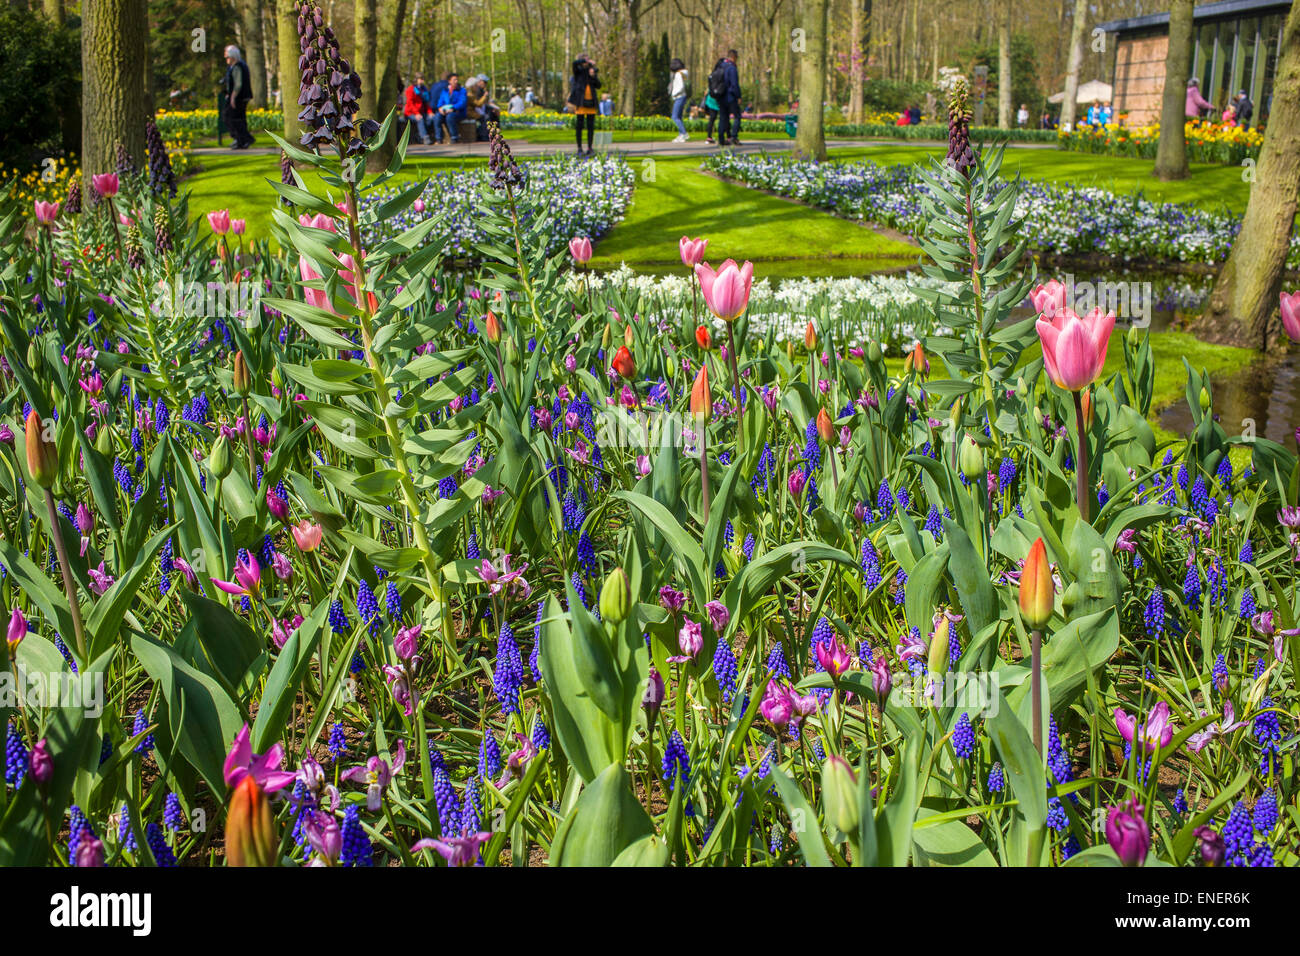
[725,322,744,457]
[1030,627,1043,760]
[240,395,258,484]
[45,489,88,661]
[1073,390,1090,524]
[699,425,711,526]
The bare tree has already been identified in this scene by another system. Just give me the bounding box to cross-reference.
[238,0,269,108]
[1191,0,1300,351]
[276,0,301,141]
[794,0,828,160]
[356,0,377,124]
[996,0,1011,128]
[82,0,148,181]
[1153,0,1193,181]
[1059,0,1088,130]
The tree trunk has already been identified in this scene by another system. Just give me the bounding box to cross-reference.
[794,0,828,160]
[239,0,268,108]
[1059,0,1088,131]
[43,0,64,25]
[1153,0,1193,181]
[1190,0,1300,352]
[997,0,1011,129]
[277,0,301,142]
[847,0,863,122]
[619,0,641,116]
[366,0,410,172]
[355,0,377,127]
[81,0,148,183]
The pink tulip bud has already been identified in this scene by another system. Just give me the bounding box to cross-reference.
[678,236,708,268]
[569,236,593,263]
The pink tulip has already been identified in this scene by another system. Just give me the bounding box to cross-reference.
[414,198,426,214]
[212,551,262,597]
[91,173,119,198]
[694,259,754,323]
[33,201,60,226]
[207,209,231,234]
[569,236,593,263]
[1281,291,1300,341]
[760,681,795,728]
[679,236,708,268]
[231,219,246,236]
[7,608,27,653]
[291,519,322,552]
[1036,305,1115,392]
[298,256,332,312]
[1030,279,1067,319]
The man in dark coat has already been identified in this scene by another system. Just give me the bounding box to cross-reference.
[223,45,255,150]
[716,49,742,145]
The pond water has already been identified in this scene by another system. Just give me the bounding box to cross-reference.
[1158,353,1300,445]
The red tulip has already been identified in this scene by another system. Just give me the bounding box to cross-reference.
[612,345,636,381]
[695,325,712,350]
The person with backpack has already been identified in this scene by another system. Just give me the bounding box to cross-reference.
[568,54,600,156]
[669,57,690,143]
[710,50,742,145]
[222,45,255,150]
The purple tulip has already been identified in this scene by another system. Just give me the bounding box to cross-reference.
[669,619,703,663]
[394,624,422,662]
[266,488,291,523]
[75,837,105,867]
[213,551,262,597]
[1114,701,1175,754]
[411,830,491,867]
[29,738,53,785]
[658,586,685,613]
[642,667,665,716]
[704,600,729,634]
[7,607,27,653]
[1106,797,1150,867]
[870,656,892,701]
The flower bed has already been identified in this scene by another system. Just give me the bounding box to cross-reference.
[1059,120,1264,166]
[704,151,1300,268]
[154,108,286,138]
[358,154,634,258]
[3,11,1298,873]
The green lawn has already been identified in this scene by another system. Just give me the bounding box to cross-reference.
[589,156,919,277]
[827,144,1252,213]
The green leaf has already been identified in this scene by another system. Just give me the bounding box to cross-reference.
[550,763,655,867]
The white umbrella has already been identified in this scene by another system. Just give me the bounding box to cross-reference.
[1049,79,1113,104]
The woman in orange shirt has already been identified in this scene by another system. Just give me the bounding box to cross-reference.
[568,55,601,157]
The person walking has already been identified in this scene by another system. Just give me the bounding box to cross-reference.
[668,57,690,143]
[1185,78,1214,120]
[714,49,742,145]
[568,54,600,156]
[1016,102,1029,127]
[222,45,255,150]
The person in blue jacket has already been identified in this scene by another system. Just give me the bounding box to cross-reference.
[715,49,742,145]
[432,73,467,144]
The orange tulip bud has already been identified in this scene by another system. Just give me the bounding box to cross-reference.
[25,410,57,489]
[1080,388,1094,430]
[1019,538,1054,630]
[904,342,929,379]
[804,321,817,351]
[232,351,252,397]
[484,310,501,344]
[624,324,634,347]
[690,363,712,423]
[695,325,712,350]
[226,775,278,867]
[816,407,834,444]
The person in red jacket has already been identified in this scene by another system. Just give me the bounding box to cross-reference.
[404,74,432,144]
